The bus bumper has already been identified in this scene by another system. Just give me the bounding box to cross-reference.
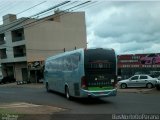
[80,89,117,98]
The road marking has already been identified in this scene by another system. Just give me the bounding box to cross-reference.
[0,102,41,108]
[0,91,16,94]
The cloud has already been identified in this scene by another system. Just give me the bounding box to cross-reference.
[1,0,160,55]
[86,1,160,54]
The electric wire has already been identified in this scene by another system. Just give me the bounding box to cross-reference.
[0,1,47,29]
[0,1,71,32]
[0,1,19,14]
[0,1,100,54]
[7,1,92,31]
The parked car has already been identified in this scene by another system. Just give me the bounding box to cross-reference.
[155,80,160,90]
[118,75,158,89]
[140,54,160,64]
[0,76,16,84]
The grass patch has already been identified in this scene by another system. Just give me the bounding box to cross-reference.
[0,108,19,114]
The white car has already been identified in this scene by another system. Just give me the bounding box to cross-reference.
[118,75,158,89]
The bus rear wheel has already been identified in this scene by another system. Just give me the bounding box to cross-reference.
[65,86,71,100]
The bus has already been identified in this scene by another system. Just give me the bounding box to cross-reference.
[44,48,117,99]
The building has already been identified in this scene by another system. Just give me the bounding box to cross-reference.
[0,11,87,83]
[118,53,160,79]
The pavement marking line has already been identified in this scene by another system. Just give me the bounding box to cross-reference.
[0,102,66,114]
[117,88,154,93]
[0,102,41,108]
[0,91,16,94]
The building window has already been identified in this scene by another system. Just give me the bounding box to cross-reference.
[0,48,7,59]
[0,33,5,45]
[12,28,25,42]
[13,45,26,57]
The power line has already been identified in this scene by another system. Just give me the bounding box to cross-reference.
[36,1,95,20]
[0,1,71,32]
[72,1,99,11]
[0,1,47,29]
[0,1,99,53]
[1,0,92,32]
[36,1,79,18]
[17,1,47,16]
[0,47,76,53]
[0,2,13,13]
[0,1,8,7]
[0,0,98,36]
[30,1,70,19]
[0,1,19,14]
[10,1,92,30]
[0,0,97,51]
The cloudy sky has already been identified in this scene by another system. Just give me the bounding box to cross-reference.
[86,1,160,54]
[0,0,160,54]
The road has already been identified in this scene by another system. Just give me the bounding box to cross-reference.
[0,84,160,120]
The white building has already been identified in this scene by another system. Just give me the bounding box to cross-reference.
[0,11,87,82]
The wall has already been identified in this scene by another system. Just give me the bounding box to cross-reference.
[24,12,87,62]
[14,62,27,81]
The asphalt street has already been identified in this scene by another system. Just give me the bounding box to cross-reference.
[0,84,160,115]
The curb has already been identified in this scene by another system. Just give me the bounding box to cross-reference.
[117,88,158,94]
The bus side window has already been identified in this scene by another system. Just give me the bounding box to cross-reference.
[63,58,68,71]
[66,56,72,71]
[46,61,52,72]
[74,53,81,61]
[71,53,80,70]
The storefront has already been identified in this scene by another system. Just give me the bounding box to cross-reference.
[28,61,44,83]
[1,61,44,83]
[118,53,160,79]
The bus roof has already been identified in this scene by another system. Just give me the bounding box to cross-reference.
[46,48,83,61]
[45,48,115,62]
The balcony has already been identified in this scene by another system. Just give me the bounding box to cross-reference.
[0,48,7,59]
[0,33,5,45]
[13,45,26,58]
[12,28,25,42]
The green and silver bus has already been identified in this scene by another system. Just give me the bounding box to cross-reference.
[44,48,117,99]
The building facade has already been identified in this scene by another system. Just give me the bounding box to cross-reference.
[0,11,87,82]
[118,53,160,79]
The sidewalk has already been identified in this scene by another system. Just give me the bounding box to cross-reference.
[117,87,159,94]
[0,102,66,120]
[0,82,44,88]
[1,83,159,94]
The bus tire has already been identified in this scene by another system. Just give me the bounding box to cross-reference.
[46,82,50,92]
[65,86,71,100]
